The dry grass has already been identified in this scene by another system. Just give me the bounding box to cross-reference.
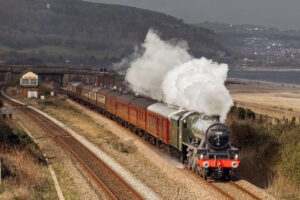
[0,148,56,200]
[0,122,57,200]
[11,106,100,200]
[36,97,120,146]
[228,115,300,199]
[1,185,29,200]
[233,94,300,123]
[269,173,300,200]
[1,149,42,185]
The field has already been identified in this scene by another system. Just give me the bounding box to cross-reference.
[227,78,300,123]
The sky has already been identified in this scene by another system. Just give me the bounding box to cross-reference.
[85,0,300,30]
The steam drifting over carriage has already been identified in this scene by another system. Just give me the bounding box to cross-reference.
[65,82,240,179]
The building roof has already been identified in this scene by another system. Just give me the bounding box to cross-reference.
[19,69,38,77]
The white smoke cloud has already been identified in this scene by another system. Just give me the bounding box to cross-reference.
[125,29,191,100]
[125,29,233,121]
[162,58,232,122]
[113,46,140,74]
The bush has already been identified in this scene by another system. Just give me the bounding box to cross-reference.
[229,120,279,187]
[230,106,256,121]
[279,127,300,184]
[236,107,246,120]
[0,122,46,165]
[112,139,136,153]
[228,114,300,194]
[245,109,256,120]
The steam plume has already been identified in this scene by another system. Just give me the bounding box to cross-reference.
[125,29,233,121]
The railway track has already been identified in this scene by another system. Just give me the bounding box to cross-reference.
[1,92,144,200]
[184,169,261,200]
[228,181,261,200]
[57,89,262,200]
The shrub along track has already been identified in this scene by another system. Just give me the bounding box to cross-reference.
[1,92,144,200]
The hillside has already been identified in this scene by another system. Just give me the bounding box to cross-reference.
[0,0,227,67]
[196,22,300,67]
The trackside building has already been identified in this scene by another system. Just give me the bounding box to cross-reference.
[19,70,39,98]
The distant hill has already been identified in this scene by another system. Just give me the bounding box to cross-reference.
[0,0,227,67]
[196,22,300,67]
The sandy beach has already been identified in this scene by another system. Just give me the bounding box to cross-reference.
[227,78,300,123]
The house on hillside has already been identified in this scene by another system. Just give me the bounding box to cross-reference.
[19,69,39,98]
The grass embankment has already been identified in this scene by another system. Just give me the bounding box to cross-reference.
[228,108,300,199]
[36,96,136,154]
[0,121,57,199]
[5,85,136,154]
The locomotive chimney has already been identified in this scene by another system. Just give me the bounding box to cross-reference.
[212,115,220,122]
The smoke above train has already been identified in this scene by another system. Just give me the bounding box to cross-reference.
[125,29,233,122]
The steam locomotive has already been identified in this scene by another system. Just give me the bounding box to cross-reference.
[65,82,240,179]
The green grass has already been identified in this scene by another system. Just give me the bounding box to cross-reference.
[0,43,122,59]
[0,185,4,194]
[0,43,15,52]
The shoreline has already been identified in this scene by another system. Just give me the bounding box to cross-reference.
[227,77,300,123]
[227,77,300,89]
[229,67,300,72]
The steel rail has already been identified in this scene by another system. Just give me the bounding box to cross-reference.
[1,93,144,200]
[229,181,261,200]
[184,169,234,200]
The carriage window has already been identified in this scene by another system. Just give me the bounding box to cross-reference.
[183,120,187,129]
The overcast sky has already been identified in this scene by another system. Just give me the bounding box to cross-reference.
[85,0,300,30]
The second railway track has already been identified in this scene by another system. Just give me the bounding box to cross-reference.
[1,93,144,200]
[1,89,263,200]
